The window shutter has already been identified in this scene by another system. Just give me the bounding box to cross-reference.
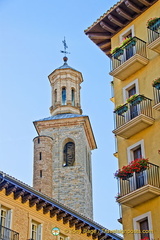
[37,224,42,240]
[6,210,11,228]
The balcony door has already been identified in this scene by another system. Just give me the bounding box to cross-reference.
[133,147,145,189]
[128,86,138,120]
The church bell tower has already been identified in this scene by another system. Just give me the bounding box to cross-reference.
[33,45,97,219]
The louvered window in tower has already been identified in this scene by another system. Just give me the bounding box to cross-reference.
[63,142,75,166]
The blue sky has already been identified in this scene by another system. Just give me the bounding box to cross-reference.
[0,0,122,232]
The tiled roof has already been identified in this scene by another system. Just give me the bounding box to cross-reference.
[34,113,87,122]
[85,0,122,33]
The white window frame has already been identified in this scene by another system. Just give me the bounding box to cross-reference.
[123,79,139,102]
[133,211,154,240]
[119,25,135,62]
[127,140,145,164]
[0,205,12,229]
[119,25,135,42]
[31,220,42,240]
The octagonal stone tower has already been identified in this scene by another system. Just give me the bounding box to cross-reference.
[33,57,97,219]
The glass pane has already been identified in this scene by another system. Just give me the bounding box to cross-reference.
[62,88,66,105]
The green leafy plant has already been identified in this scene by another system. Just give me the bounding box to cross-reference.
[110,46,121,54]
[120,37,132,47]
[126,94,144,104]
[152,77,160,87]
[147,17,160,27]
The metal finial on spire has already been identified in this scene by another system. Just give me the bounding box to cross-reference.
[60,37,70,63]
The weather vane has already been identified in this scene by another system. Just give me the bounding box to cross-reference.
[61,37,70,57]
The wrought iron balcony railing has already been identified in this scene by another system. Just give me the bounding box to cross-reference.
[114,95,153,129]
[110,37,147,71]
[117,162,160,198]
[0,225,19,240]
[147,20,160,44]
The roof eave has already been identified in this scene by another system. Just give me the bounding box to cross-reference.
[85,0,158,57]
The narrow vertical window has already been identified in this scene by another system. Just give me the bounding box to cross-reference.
[31,221,42,240]
[39,152,42,160]
[63,142,75,166]
[62,87,66,105]
[38,138,40,144]
[54,89,57,103]
[140,218,150,240]
[40,170,42,178]
[71,89,75,106]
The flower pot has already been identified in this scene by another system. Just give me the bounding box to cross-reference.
[154,83,160,90]
[130,96,144,106]
[149,19,160,31]
[125,40,136,49]
[113,49,124,59]
[121,173,133,180]
[115,105,128,115]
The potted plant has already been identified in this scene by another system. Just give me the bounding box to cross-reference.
[121,37,136,48]
[111,46,124,59]
[130,158,149,173]
[127,94,145,106]
[147,17,160,30]
[114,158,149,180]
[114,165,133,180]
[152,77,160,90]
[114,104,128,115]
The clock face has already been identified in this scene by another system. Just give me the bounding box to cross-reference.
[51,227,60,236]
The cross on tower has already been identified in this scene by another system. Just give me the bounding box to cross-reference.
[61,37,70,57]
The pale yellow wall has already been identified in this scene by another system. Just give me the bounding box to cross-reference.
[0,189,93,240]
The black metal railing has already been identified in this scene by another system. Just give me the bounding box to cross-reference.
[117,162,160,197]
[147,20,160,44]
[153,86,160,105]
[0,225,19,240]
[114,95,153,129]
[110,37,147,71]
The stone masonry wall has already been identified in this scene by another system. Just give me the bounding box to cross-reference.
[33,135,53,197]
[36,121,93,219]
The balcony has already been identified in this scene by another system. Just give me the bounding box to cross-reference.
[113,95,154,138]
[109,37,148,80]
[147,19,160,53]
[117,162,160,207]
[0,225,19,240]
[153,84,160,111]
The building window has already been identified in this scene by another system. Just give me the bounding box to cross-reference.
[62,87,66,105]
[0,206,11,228]
[40,170,42,178]
[127,140,146,190]
[71,89,75,106]
[123,79,139,102]
[39,152,42,160]
[54,89,57,103]
[63,142,75,167]
[127,140,145,164]
[120,25,135,61]
[133,212,153,240]
[38,138,40,144]
[31,221,42,240]
[0,206,12,238]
